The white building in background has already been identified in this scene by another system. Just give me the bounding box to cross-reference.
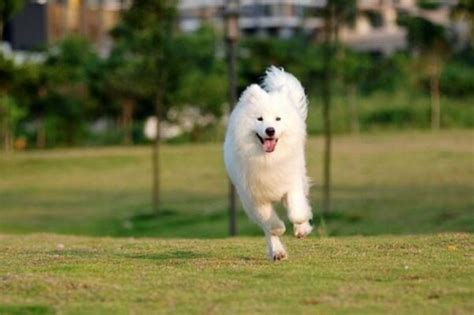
[178,0,462,55]
[6,0,463,56]
[4,0,128,55]
[179,0,325,38]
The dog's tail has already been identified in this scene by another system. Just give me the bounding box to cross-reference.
[262,66,308,121]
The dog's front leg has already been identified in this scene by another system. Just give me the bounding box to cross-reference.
[286,188,313,238]
[265,233,287,261]
[252,203,287,261]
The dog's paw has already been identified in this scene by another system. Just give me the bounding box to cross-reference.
[270,249,288,262]
[294,220,313,238]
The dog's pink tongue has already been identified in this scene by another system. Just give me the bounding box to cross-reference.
[263,139,277,153]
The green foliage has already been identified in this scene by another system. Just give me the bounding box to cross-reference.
[440,53,474,96]
[240,36,325,94]
[36,37,101,145]
[0,1,473,147]
[0,0,25,34]
[0,94,25,134]
[417,0,442,10]
[339,48,372,86]
[172,26,226,116]
[398,15,447,52]
[110,0,177,116]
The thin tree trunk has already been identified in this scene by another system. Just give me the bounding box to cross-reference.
[226,37,238,236]
[97,0,105,53]
[61,0,68,38]
[0,104,6,151]
[1,107,12,152]
[36,116,46,148]
[152,65,166,214]
[322,2,334,214]
[348,84,359,134]
[0,20,4,41]
[121,98,135,145]
[4,124,12,151]
[151,0,173,215]
[430,73,441,130]
[80,0,87,36]
[152,93,163,215]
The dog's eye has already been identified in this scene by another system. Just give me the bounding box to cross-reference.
[276,117,281,121]
[257,117,263,121]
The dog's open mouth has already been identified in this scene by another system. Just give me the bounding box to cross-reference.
[256,134,278,153]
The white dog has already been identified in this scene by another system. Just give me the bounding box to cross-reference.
[224,66,313,261]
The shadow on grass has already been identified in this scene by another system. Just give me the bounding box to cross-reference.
[123,250,206,260]
[0,305,54,315]
[111,208,261,239]
[1,184,472,238]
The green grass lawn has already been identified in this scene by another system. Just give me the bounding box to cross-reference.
[0,130,473,314]
[0,233,472,314]
[0,130,472,237]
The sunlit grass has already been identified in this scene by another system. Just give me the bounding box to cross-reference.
[0,233,472,314]
[0,130,473,314]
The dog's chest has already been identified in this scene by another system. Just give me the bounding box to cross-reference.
[245,158,293,202]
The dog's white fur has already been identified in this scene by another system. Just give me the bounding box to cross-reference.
[224,66,313,261]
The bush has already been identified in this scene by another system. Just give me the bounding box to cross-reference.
[441,62,474,97]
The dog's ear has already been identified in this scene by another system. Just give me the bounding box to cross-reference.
[240,84,267,107]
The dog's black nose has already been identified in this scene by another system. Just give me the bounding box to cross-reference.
[265,127,275,137]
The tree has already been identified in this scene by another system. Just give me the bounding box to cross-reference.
[111,0,177,214]
[0,53,16,151]
[320,0,357,214]
[0,95,24,151]
[36,36,99,147]
[451,0,474,45]
[105,45,154,145]
[399,6,450,130]
[11,60,48,148]
[339,49,372,133]
[0,0,25,40]
[173,26,227,117]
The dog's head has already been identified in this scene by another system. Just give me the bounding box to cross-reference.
[231,84,306,155]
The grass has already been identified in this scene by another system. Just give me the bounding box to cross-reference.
[0,233,472,314]
[0,130,472,238]
[0,130,473,314]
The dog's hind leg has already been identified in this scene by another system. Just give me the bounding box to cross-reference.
[285,188,313,238]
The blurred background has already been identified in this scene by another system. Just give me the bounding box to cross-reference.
[0,0,472,238]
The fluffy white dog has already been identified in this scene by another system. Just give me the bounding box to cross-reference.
[224,66,313,261]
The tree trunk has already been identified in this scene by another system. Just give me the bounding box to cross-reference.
[61,0,68,38]
[430,73,441,130]
[97,0,105,53]
[0,104,5,151]
[321,2,334,214]
[121,98,135,145]
[80,0,88,36]
[4,124,12,151]
[0,107,12,152]
[152,95,162,215]
[348,84,359,134]
[0,19,4,41]
[226,36,238,236]
[36,116,46,149]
